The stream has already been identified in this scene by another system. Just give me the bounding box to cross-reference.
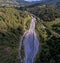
[24,16,39,63]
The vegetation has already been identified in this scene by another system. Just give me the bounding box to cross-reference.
[30,4,60,63]
[0,2,60,63]
[25,2,60,63]
[27,4,60,21]
[35,18,60,63]
[0,8,31,63]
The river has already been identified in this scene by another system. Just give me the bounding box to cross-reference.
[23,16,39,63]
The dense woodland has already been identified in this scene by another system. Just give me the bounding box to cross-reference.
[0,8,31,63]
[26,3,60,63]
[26,3,60,21]
[35,18,60,63]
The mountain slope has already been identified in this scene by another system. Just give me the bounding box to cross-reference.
[0,8,31,63]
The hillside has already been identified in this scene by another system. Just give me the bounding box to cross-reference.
[35,16,60,63]
[25,2,60,63]
[0,0,24,2]
[0,8,31,63]
[27,3,60,21]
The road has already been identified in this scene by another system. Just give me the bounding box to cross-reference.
[24,17,39,63]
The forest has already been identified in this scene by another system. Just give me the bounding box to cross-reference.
[0,8,31,63]
[26,3,60,63]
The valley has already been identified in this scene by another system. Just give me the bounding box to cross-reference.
[0,0,60,63]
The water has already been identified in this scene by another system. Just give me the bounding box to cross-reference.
[24,16,39,63]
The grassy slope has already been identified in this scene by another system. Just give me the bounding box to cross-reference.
[0,8,31,63]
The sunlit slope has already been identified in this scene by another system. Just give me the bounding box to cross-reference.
[0,8,31,63]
